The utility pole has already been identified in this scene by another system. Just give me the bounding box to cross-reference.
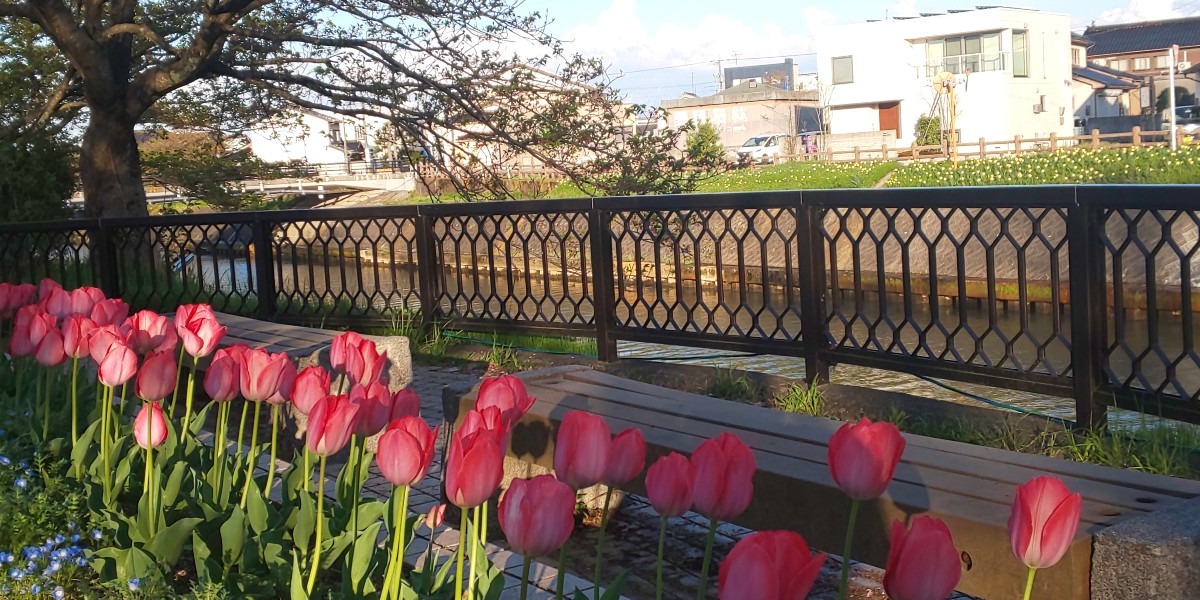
[1169,44,1179,150]
[715,58,724,89]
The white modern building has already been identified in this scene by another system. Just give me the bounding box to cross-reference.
[244,109,380,167]
[815,7,1075,147]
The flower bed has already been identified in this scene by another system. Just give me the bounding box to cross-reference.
[0,278,1087,599]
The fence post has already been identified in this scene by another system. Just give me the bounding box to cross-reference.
[414,211,442,330]
[1067,193,1108,428]
[1049,132,1058,152]
[250,214,278,320]
[588,202,619,362]
[91,220,121,299]
[881,144,889,161]
[796,196,831,385]
[1014,135,1023,155]
[1091,129,1100,149]
[910,142,918,161]
[853,146,861,163]
[1132,126,1142,146]
[978,137,986,160]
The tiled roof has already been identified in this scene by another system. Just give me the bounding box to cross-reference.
[1072,66,1139,89]
[1084,16,1200,55]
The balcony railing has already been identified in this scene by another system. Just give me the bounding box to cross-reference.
[920,51,1009,77]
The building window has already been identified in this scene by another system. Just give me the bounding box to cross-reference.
[1013,31,1029,77]
[1156,55,1170,68]
[1134,57,1151,70]
[926,32,1003,75]
[832,56,853,84]
[1095,58,1107,66]
[1071,47,1085,68]
[1113,59,1128,71]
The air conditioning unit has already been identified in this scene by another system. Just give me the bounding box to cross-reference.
[1033,94,1046,114]
[1180,61,1193,71]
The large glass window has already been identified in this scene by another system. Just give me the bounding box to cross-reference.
[832,56,854,84]
[925,32,1004,75]
[1013,30,1029,77]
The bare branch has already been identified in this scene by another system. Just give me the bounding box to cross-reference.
[98,23,180,56]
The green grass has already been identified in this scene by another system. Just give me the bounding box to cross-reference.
[694,161,898,192]
[887,146,1200,187]
[707,367,757,402]
[773,383,824,416]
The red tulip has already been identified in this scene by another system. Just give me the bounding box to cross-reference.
[96,341,138,388]
[376,416,438,487]
[718,531,826,600]
[349,381,393,438]
[306,394,361,456]
[330,331,366,374]
[68,288,98,317]
[79,286,106,306]
[89,298,129,327]
[476,375,536,428]
[86,325,126,364]
[135,349,177,402]
[424,504,447,530]
[1008,475,1082,570]
[238,347,291,402]
[646,452,694,518]
[62,315,98,359]
[554,410,611,490]
[40,288,73,319]
[390,388,421,421]
[9,305,55,357]
[445,426,504,508]
[203,347,242,403]
[175,304,226,358]
[291,366,331,415]
[603,428,646,488]
[498,475,576,558]
[36,278,61,301]
[330,331,387,386]
[133,401,169,449]
[883,516,962,600]
[0,282,35,319]
[34,327,66,367]
[690,433,756,522]
[266,355,297,405]
[828,417,906,502]
[123,310,178,355]
[460,406,507,437]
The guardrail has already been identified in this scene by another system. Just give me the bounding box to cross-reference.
[3,186,1200,427]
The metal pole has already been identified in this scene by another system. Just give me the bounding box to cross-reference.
[1169,45,1178,151]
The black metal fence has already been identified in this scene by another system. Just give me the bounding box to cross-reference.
[3,185,1200,427]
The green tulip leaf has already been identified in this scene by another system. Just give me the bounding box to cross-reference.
[246,481,270,534]
[146,517,203,566]
[599,570,630,600]
[349,521,384,591]
[292,493,316,558]
[160,460,188,508]
[119,546,158,580]
[220,507,247,569]
[319,529,356,570]
[290,554,310,600]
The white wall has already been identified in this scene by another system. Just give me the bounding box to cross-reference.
[829,106,878,135]
[245,113,345,164]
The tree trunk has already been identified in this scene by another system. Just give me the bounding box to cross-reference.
[80,108,148,218]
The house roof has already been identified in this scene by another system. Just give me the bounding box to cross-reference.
[1083,16,1200,56]
[1072,65,1140,89]
[661,81,816,108]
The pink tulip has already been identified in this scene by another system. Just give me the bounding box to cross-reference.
[96,341,138,388]
[330,331,387,386]
[376,416,438,487]
[266,355,297,405]
[498,475,576,558]
[603,428,646,488]
[62,315,98,359]
[291,366,331,415]
[718,531,826,600]
[40,288,73,319]
[133,401,169,449]
[68,288,98,317]
[425,504,447,530]
[36,278,61,301]
[10,305,55,357]
[135,349,177,402]
[0,282,35,319]
[89,298,129,327]
[883,516,962,600]
[1008,476,1082,570]
[390,388,421,421]
[476,374,536,428]
[329,331,366,374]
[123,310,178,355]
[646,452,694,518]
[175,304,226,358]
[554,410,611,490]
[79,286,106,306]
[238,347,291,402]
[828,417,906,501]
[34,327,66,367]
[445,426,504,508]
[690,433,756,522]
[306,394,360,456]
[203,347,242,403]
[349,381,393,438]
[86,325,126,364]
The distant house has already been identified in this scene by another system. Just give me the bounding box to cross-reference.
[1083,16,1200,107]
[815,7,1075,146]
[1070,34,1145,125]
[723,59,801,91]
[244,109,379,168]
[661,81,820,151]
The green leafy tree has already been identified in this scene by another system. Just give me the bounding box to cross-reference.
[915,114,943,147]
[0,132,75,222]
[1157,86,1197,112]
[686,121,727,167]
[141,140,281,212]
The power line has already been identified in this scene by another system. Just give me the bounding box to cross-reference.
[620,52,817,75]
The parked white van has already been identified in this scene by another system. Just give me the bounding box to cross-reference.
[735,133,789,164]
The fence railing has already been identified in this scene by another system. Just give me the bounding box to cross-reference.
[3,186,1200,427]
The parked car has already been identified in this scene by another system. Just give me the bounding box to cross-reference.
[1176,106,1199,142]
[736,134,788,165]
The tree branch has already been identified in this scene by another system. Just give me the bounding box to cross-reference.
[0,2,33,18]
[98,23,180,56]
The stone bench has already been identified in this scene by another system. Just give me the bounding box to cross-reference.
[443,366,1200,600]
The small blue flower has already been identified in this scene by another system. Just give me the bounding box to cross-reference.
[67,521,76,530]
[91,530,102,541]
[69,534,79,543]
[25,559,35,570]
[53,535,64,545]
[49,559,61,573]
[128,577,140,591]
[74,557,86,567]
[1,584,8,593]
[30,584,41,594]
[8,567,22,579]
[53,587,65,600]
[0,456,9,466]
[54,549,68,560]
[13,478,27,490]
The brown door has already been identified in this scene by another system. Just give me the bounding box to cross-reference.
[879,102,900,137]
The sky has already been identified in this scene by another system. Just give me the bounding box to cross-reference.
[515,0,1200,104]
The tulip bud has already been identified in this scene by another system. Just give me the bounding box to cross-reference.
[827,417,906,502]
[203,347,242,403]
[424,504,447,530]
[376,416,438,488]
[690,433,756,522]
[239,347,291,402]
[498,475,576,558]
[62,315,98,359]
[603,428,646,488]
[133,401,169,449]
[34,327,66,367]
[646,452,693,518]
[883,516,962,600]
[89,298,129,327]
[97,342,138,388]
[124,310,178,355]
[135,349,177,402]
[306,394,360,456]
[1008,476,1082,570]
[554,410,611,490]
[476,375,536,428]
[175,304,226,358]
[445,427,504,508]
[718,531,826,600]
[291,365,331,415]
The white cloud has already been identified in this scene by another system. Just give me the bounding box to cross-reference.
[1092,0,1186,25]
[888,0,919,19]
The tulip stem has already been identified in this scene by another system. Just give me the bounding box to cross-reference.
[519,556,531,600]
[235,401,250,458]
[240,401,263,509]
[655,516,667,600]
[181,355,197,439]
[117,382,127,421]
[101,385,113,507]
[305,455,327,595]
[556,539,570,600]
[838,499,861,600]
[349,438,363,587]
[263,404,281,498]
[167,344,185,416]
[695,519,718,600]
[41,368,51,442]
[381,485,410,600]
[467,504,481,600]
[1023,567,1037,600]
[593,485,615,600]
[455,508,468,600]
[212,402,230,501]
[69,357,79,445]
[302,446,311,493]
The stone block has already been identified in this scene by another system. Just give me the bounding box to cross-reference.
[1092,495,1200,599]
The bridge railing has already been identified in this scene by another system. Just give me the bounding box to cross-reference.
[4,185,1200,426]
